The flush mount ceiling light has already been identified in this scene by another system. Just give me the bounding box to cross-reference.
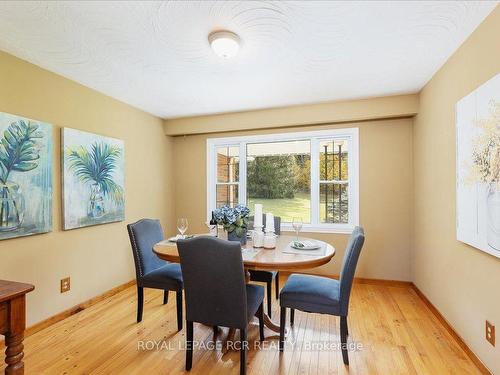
[208,30,240,59]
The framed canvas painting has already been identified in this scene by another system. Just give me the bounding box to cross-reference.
[0,112,52,240]
[62,128,125,230]
[456,73,500,258]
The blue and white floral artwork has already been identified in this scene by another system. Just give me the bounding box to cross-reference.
[0,111,52,240]
[62,128,125,230]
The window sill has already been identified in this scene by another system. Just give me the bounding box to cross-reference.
[280,223,356,234]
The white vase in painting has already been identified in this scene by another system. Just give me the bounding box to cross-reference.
[486,183,500,251]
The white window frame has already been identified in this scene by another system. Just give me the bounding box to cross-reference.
[207,128,359,234]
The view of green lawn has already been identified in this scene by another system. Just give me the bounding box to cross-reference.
[248,192,342,224]
[248,192,311,223]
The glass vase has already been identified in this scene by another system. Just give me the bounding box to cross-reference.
[486,182,500,251]
[0,181,25,231]
[87,183,105,219]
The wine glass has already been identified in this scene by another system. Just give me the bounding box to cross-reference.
[292,217,303,241]
[177,218,188,239]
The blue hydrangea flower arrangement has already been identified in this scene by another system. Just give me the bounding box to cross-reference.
[213,204,250,238]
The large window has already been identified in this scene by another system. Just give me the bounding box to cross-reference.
[207,128,359,233]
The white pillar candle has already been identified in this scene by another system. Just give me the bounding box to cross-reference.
[254,204,263,227]
[265,212,275,232]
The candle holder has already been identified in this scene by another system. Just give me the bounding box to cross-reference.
[252,225,264,248]
[263,228,277,249]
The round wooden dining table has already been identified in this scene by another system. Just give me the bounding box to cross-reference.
[153,234,335,338]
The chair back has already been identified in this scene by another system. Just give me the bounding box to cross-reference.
[249,215,281,235]
[127,219,166,279]
[339,226,365,315]
[177,236,248,328]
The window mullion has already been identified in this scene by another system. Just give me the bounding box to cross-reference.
[348,133,359,227]
[238,142,247,207]
[207,141,216,221]
[310,138,319,226]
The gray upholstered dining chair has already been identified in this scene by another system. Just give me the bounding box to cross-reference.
[177,236,265,375]
[127,219,183,330]
[248,215,281,317]
[278,226,365,365]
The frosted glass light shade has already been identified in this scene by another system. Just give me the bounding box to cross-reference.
[209,31,240,59]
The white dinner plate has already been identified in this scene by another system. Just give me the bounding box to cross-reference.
[290,240,321,250]
[168,235,194,242]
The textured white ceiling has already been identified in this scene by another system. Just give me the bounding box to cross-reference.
[0,1,496,118]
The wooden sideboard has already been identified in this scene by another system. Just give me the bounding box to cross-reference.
[0,280,34,375]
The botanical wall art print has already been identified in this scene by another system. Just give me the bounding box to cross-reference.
[456,73,500,258]
[0,112,52,240]
[62,128,125,230]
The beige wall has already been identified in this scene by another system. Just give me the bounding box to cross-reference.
[173,118,413,281]
[413,6,500,374]
[0,51,175,326]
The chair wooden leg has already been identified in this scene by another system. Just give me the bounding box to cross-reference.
[186,320,193,371]
[340,316,349,365]
[176,291,183,331]
[266,281,272,318]
[290,308,295,326]
[136,286,144,323]
[257,303,265,341]
[240,328,247,375]
[275,272,280,299]
[163,290,168,305]
[279,307,286,352]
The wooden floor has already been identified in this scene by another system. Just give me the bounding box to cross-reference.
[2,277,482,375]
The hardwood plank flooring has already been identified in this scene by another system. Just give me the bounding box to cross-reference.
[1,277,483,374]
